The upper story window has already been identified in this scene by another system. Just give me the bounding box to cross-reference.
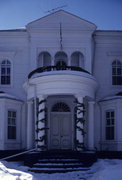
[71,52,84,68]
[56,61,67,70]
[38,52,51,67]
[112,60,122,85]
[8,110,16,139]
[1,60,11,85]
[55,52,68,66]
[105,110,115,140]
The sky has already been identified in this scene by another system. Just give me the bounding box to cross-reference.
[0,0,122,30]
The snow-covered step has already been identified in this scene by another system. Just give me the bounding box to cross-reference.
[39,158,80,161]
[34,162,83,166]
[33,162,83,168]
[29,167,90,173]
[28,158,88,173]
[38,158,81,163]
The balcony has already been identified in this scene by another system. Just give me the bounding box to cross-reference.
[24,65,97,100]
[28,66,90,79]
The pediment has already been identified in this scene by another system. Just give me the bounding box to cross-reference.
[26,10,97,31]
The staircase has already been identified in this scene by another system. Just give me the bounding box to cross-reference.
[25,150,97,173]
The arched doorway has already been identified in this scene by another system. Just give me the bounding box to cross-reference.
[49,102,72,150]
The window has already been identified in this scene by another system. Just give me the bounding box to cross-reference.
[1,60,11,85]
[8,110,16,139]
[105,111,115,140]
[112,60,122,85]
[52,102,70,112]
[71,52,84,68]
[38,52,51,67]
[56,61,66,70]
[55,52,68,66]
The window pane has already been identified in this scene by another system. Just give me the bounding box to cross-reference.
[111,111,114,117]
[7,68,10,74]
[12,112,16,117]
[112,60,122,85]
[112,76,116,85]
[8,111,11,117]
[7,111,16,139]
[11,118,16,125]
[111,119,114,125]
[106,119,110,125]
[1,76,6,84]
[106,111,115,140]
[1,60,11,85]
[117,68,121,75]
[8,126,16,139]
[106,127,110,140]
[117,76,122,85]
[111,127,114,140]
[1,68,5,74]
[106,112,110,118]
[8,118,11,125]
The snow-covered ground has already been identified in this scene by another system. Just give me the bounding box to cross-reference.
[0,159,122,180]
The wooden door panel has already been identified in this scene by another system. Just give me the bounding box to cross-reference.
[50,113,72,149]
[61,114,70,135]
[50,114,60,149]
[61,114,72,149]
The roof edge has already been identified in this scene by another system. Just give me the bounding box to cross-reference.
[27,10,97,29]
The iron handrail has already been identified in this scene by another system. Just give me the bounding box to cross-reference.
[0,148,36,161]
[28,66,90,79]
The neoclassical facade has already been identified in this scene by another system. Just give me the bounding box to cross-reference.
[0,10,122,152]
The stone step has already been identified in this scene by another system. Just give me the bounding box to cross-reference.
[33,162,83,168]
[29,167,90,173]
[38,158,81,163]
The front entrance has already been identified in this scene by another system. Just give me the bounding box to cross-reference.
[47,100,74,150]
[50,112,72,149]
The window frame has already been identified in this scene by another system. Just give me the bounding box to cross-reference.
[105,110,115,141]
[38,52,51,67]
[112,60,122,85]
[0,59,11,85]
[7,110,17,140]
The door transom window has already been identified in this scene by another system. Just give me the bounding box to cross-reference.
[52,102,70,112]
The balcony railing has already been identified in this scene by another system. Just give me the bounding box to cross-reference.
[28,66,90,79]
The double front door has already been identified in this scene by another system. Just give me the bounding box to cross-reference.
[50,112,72,149]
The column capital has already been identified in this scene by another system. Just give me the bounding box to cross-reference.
[75,94,83,99]
[38,95,46,99]
[27,100,33,105]
[88,101,95,105]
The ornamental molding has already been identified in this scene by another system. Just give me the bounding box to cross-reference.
[107,51,122,56]
[0,51,16,57]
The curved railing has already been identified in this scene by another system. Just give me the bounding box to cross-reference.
[28,66,90,79]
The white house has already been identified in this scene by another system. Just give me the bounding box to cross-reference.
[0,10,122,152]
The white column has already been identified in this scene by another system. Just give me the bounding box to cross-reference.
[37,95,46,150]
[34,98,38,147]
[27,100,34,149]
[88,101,95,150]
[67,54,71,66]
[76,96,84,151]
[51,53,55,66]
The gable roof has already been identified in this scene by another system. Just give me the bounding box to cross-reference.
[27,10,97,31]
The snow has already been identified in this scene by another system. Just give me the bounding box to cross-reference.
[0,159,122,180]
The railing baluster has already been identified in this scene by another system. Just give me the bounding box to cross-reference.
[28,66,90,79]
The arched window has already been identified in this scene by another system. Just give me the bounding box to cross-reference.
[1,60,11,85]
[112,60,122,85]
[52,102,70,112]
[55,52,68,66]
[71,52,84,68]
[38,52,51,67]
